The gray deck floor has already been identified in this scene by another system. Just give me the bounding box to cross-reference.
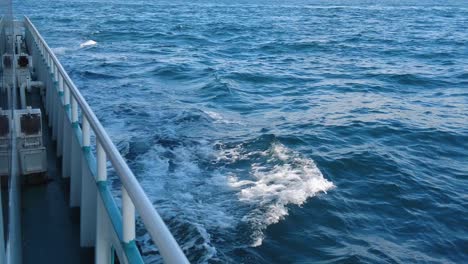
[21,90,93,263]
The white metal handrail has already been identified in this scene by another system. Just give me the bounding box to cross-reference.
[24,16,189,263]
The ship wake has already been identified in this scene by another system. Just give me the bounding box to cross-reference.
[120,130,334,262]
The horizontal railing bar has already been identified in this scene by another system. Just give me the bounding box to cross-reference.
[24,16,189,263]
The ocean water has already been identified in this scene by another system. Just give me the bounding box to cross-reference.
[18,0,468,263]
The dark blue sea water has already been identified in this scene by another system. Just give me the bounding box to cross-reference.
[18,0,468,263]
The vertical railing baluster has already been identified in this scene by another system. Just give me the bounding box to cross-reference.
[57,74,64,157]
[78,104,95,247]
[49,59,55,134]
[122,187,136,244]
[51,64,58,141]
[82,116,90,148]
[96,141,106,182]
[69,93,80,200]
[96,141,111,263]
[80,114,96,246]
[69,96,80,197]
[48,57,54,128]
[71,97,78,124]
[54,65,59,82]
[62,82,71,178]
[45,53,51,124]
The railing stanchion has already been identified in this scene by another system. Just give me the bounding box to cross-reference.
[54,65,59,82]
[71,97,78,123]
[64,83,70,105]
[70,95,81,205]
[122,187,135,243]
[62,82,71,178]
[57,74,64,157]
[44,60,49,113]
[82,116,90,147]
[96,141,106,182]
[96,141,111,263]
[80,114,97,246]
[51,62,57,139]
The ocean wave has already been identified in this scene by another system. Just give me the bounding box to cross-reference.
[258,40,331,53]
[80,70,117,79]
[197,74,239,100]
[362,72,455,88]
[150,63,195,80]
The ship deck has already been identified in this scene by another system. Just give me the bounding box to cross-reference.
[20,90,93,263]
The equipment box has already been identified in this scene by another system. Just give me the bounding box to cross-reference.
[19,147,47,175]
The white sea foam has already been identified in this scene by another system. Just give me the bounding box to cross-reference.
[80,39,97,48]
[203,110,243,125]
[51,47,69,55]
[227,143,334,246]
[204,110,223,120]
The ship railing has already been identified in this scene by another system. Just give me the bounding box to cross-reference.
[23,16,189,264]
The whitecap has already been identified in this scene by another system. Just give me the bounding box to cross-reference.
[228,142,335,246]
[80,40,97,48]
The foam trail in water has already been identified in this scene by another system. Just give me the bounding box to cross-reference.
[136,142,232,263]
[51,47,70,55]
